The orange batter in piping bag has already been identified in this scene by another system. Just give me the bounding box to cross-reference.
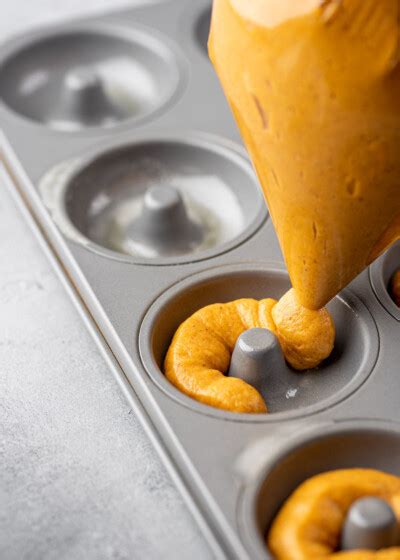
[209,0,400,309]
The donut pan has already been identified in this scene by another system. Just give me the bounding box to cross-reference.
[1,1,400,558]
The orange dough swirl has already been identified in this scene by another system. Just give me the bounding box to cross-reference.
[391,270,400,307]
[164,289,335,413]
[268,469,400,559]
[272,289,335,370]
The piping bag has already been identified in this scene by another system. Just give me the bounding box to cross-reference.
[209,0,400,309]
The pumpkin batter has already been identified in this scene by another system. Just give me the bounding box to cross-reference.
[268,469,400,559]
[164,289,334,413]
[391,270,400,307]
[209,0,400,310]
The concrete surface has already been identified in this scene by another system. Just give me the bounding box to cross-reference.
[0,2,213,559]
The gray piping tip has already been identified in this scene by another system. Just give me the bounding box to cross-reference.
[126,185,205,257]
[341,497,399,551]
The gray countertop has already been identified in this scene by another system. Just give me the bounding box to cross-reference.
[0,2,213,559]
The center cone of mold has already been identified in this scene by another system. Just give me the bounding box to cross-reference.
[341,497,399,551]
[127,186,205,257]
[52,67,126,127]
[228,328,293,400]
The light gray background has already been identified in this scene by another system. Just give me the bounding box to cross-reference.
[0,2,213,559]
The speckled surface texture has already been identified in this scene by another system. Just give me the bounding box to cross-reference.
[0,3,213,559]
